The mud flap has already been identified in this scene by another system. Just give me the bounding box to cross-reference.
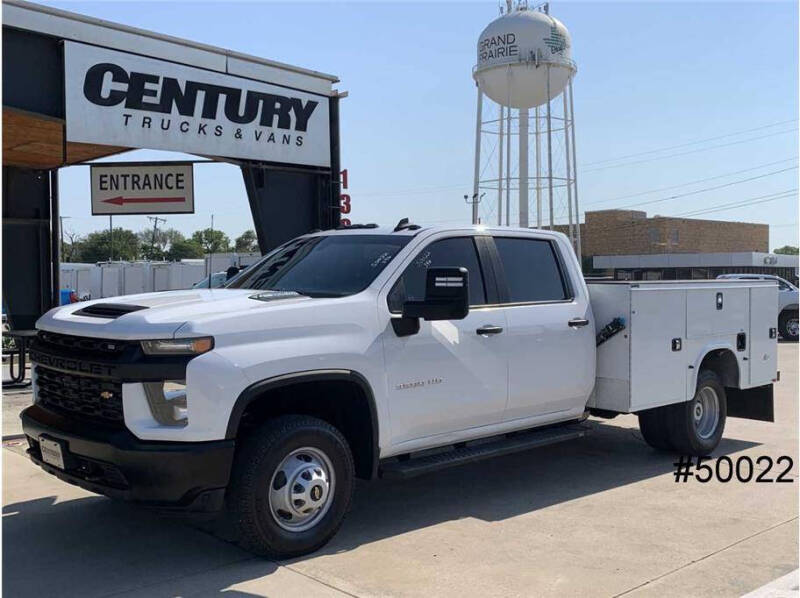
[726,384,774,422]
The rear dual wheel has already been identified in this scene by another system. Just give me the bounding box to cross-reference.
[637,370,727,456]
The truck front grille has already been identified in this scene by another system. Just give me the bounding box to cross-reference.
[35,366,124,427]
[36,331,130,357]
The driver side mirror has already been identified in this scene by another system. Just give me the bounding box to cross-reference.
[402,267,470,321]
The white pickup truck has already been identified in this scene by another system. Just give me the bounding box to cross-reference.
[21,223,778,558]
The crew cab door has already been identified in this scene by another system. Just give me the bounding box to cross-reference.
[489,234,595,421]
[380,235,509,446]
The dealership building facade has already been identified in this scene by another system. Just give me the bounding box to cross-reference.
[554,209,797,282]
[3,0,345,328]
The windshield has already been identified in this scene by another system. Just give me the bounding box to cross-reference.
[226,234,411,297]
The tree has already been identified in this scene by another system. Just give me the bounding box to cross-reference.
[167,239,205,260]
[140,245,166,261]
[80,228,140,263]
[61,229,84,263]
[774,245,799,255]
[137,227,185,253]
[235,229,259,253]
[163,228,185,248]
[192,228,230,253]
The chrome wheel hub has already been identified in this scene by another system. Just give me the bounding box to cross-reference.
[693,386,720,440]
[268,447,334,532]
[787,318,799,338]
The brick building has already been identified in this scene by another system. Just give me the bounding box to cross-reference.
[561,210,769,257]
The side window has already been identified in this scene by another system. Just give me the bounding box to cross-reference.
[494,237,569,303]
[387,237,487,313]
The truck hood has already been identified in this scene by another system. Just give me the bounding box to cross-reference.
[36,289,313,339]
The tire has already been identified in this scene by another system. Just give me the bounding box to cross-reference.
[779,310,799,342]
[637,407,673,451]
[228,415,355,559]
[667,370,727,456]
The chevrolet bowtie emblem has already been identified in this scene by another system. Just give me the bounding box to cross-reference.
[99,391,113,400]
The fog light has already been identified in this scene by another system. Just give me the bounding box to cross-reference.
[143,380,188,426]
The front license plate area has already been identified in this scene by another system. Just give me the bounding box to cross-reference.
[39,436,66,470]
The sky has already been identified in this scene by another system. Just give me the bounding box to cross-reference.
[45,0,799,250]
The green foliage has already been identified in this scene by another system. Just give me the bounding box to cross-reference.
[167,239,205,260]
[140,245,166,261]
[79,228,140,263]
[773,245,799,255]
[137,227,185,252]
[235,229,259,253]
[192,228,230,253]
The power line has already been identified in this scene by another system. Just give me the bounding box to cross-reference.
[608,166,797,211]
[676,189,797,218]
[582,128,798,173]
[548,188,798,230]
[584,157,798,206]
[581,119,798,167]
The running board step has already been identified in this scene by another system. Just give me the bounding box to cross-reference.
[379,424,589,479]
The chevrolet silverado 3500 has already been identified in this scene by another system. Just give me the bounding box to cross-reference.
[21,224,778,558]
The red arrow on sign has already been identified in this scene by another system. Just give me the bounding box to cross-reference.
[102,196,186,206]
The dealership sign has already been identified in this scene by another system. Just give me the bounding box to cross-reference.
[64,42,331,167]
[90,162,195,215]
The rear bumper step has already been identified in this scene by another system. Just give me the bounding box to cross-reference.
[379,423,589,479]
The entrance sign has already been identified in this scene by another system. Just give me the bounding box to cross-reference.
[90,162,195,215]
[65,42,331,167]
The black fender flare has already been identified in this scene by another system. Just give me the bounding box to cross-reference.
[225,369,380,478]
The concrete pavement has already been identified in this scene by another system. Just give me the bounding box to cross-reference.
[3,344,798,597]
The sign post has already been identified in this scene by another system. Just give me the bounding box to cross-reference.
[90,162,195,215]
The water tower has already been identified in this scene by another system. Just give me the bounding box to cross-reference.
[470,1,580,254]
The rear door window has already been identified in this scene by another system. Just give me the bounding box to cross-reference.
[494,237,569,303]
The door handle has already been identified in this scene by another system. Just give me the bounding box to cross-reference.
[568,318,590,328]
[476,325,504,336]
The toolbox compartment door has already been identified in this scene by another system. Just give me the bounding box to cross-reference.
[629,289,687,411]
[686,287,749,339]
[748,285,778,387]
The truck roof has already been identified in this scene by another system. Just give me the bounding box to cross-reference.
[306,223,569,239]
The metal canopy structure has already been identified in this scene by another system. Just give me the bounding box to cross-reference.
[2,0,344,328]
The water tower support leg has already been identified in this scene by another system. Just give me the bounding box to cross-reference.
[505,103,511,226]
[472,87,483,225]
[535,106,541,228]
[519,108,529,228]
[563,91,574,247]
[546,65,554,229]
[568,79,582,261]
[498,105,504,226]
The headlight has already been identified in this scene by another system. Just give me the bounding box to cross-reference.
[141,337,213,355]
[143,380,188,426]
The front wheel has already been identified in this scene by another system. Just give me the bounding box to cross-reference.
[229,415,355,558]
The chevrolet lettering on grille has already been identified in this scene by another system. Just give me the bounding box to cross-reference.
[30,350,116,378]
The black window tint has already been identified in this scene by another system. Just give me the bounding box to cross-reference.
[388,237,486,312]
[494,237,568,303]
[227,235,410,297]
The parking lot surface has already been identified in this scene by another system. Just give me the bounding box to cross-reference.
[3,344,798,597]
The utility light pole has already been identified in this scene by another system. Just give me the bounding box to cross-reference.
[147,216,167,257]
[59,216,71,261]
[208,214,214,289]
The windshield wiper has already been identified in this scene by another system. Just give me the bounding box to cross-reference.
[249,289,346,300]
